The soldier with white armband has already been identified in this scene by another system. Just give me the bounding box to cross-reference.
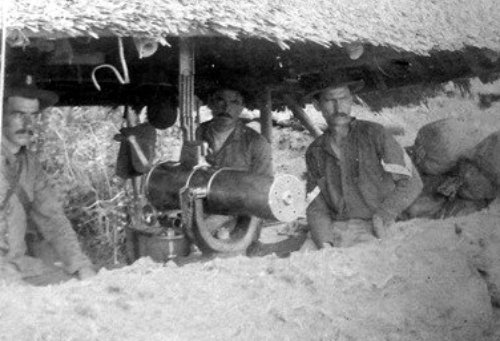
[304,79,423,248]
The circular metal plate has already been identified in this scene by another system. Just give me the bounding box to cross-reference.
[268,174,306,222]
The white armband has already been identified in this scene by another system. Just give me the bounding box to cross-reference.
[381,152,412,177]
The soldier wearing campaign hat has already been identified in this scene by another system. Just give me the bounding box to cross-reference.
[1,75,96,285]
[304,77,423,248]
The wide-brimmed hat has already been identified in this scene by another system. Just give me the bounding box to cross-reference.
[301,74,365,102]
[4,75,59,110]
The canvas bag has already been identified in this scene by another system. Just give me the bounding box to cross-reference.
[470,131,500,186]
[413,118,496,175]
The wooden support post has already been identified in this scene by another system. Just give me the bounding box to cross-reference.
[283,94,323,138]
[260,88,273,143]
[123,106,143,196]
[124,105,141,264]
[179,38,196,142]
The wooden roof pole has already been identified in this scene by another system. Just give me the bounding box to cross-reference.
[260,87,273,143]
[283,94,322,138]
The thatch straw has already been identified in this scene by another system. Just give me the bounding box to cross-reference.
[7,0,500,54]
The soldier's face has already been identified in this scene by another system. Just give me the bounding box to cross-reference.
[2,96,39,149]
[209,90,244,127]
[314,86,353,127]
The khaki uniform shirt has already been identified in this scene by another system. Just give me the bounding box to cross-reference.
[197,120,273,177]
[306,119,422,221]
[0,144,92,278]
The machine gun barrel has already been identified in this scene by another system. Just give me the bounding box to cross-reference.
[144,162,305,222]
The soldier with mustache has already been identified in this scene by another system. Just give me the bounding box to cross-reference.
[197,88,273,176]
[305,80,423,248]
[196,88,273,244]
[0,75,96,285]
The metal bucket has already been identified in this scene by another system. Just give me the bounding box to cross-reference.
[136,228,191,262]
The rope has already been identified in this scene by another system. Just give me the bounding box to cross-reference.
[91,37,130,91]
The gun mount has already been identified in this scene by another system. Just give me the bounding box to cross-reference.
[135,160,305,259]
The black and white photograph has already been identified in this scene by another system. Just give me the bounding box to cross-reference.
[1,0,500,339]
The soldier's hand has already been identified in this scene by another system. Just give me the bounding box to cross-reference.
[372,211,395,239]
[113,125,144,142]
[77,266,97,280]
[0,261,25,285]
[113,133,125,142]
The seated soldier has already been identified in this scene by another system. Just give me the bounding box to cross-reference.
[197,88,273,176]
[1,75,96,285]
[305,80,423,248]
[196,88,273,241]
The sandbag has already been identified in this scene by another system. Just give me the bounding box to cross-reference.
[403,193,488,220]
[470,131,500,186]
[413,118,497,175]
[403,193,446,219]
[457,159,497,201]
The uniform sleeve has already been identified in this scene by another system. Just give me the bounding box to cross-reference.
[29,162,92,274]
[0,166,10,257]
[305,147,322,194]
[378,128,413,178]
[250,136,273,177]
[0,257,24,284]
[376,129,423,218]
[0,216,18,280]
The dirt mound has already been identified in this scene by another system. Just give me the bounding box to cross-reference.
[391,208,500,308]
[1,213,499,340]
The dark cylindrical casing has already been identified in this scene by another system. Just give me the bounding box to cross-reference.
[144,162,194,211]
[144,162,304,222]
[205,169,275,219]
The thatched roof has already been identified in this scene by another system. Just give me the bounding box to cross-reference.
[7,0,500,54]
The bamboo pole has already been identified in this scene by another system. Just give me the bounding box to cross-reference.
[283,94,322,138]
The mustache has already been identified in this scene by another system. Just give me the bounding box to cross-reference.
[15,129,33,135]
[328,113,350,119]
